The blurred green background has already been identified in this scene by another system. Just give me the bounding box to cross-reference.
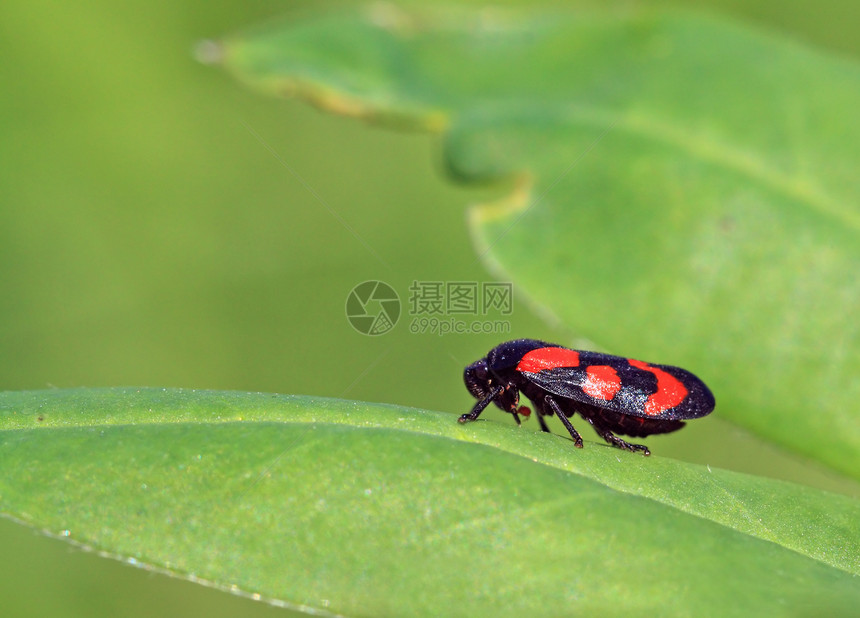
[2,0,859,616]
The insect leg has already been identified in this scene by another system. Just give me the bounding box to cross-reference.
[458,385,504,424]
[543,396,583,448]
[579,416,650,456]
[597,430,650,456]
[534,410,551,433]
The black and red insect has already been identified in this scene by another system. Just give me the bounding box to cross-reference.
[460,339,715,455]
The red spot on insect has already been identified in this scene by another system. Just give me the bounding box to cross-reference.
[581,365,622,401]
[517,405,532,417]
[628,359,688,415]
[517,347,580,373]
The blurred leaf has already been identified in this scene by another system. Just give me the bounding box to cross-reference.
[0,388,858,616]
[216,6,860,480]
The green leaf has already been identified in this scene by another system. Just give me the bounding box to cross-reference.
[1,388,858,616]
[215,6,860,480]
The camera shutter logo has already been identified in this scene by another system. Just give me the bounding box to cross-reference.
[346,281,401,335]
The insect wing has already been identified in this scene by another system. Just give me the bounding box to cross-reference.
[519,351,714,420]
[519,364,639,414]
